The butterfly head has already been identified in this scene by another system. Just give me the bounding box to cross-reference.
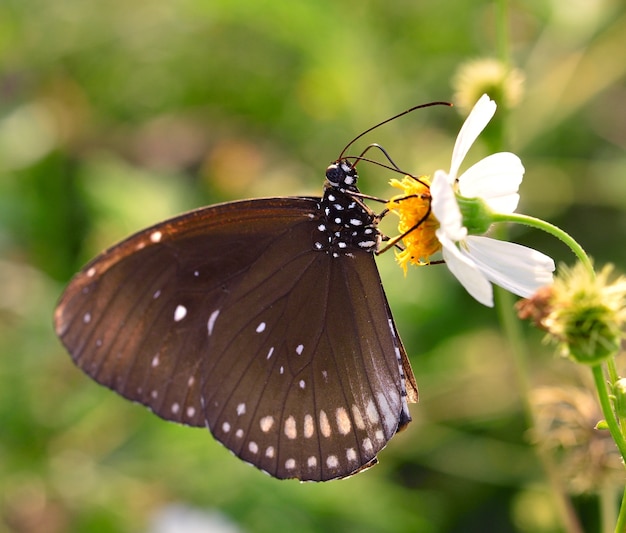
[325,160,359,192]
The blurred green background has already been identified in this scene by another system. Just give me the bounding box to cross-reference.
[1,0,625,532]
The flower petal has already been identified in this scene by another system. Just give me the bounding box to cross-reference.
[449,94,496,181]
[458,152,524,213]
[437,231,494,306]
[431,170,467,241]
[464,236,555,297]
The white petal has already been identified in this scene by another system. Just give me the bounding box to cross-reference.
[431,171,466,241]
[458,152,524,213]
[449,94,496,181]
[438,232,494,307]
[464,236,555,297]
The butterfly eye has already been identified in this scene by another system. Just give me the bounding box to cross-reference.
[325,163,344,186]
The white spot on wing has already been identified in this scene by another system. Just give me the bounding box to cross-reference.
[222,422,231,433]
[236,403,246,416]
[299,379,306,389]
[326,455,339,469]
[304,414,314,438]
[260,416,274,432]
[285,458,296,470]
[376,392,396,435]
[256,321,266,333]
[150,230,162,243]
[352,405,366,430]
[171,403,180,414]
[319,410,331,438]
[151,354,160,368]
[207,309,220,335]
[235,429,244,438]
[363,438,373,453]
[307,456,317,468]
[346,448,357,462]
[284,416,297,439]
[296,344,304,355]
[83,312,91,324]
[153,289,162,299]
[335,407,351,435]
[248,441,258,454]
[186,406,196,418]
[174,305,187,322]
[366,399,380,424]
[266,347,275,360]
[265,446,275,458]
[86,267,96,277]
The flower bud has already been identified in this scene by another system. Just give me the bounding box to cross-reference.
[539,263,626,366]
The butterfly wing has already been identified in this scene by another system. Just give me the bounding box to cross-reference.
[54,197,417,481]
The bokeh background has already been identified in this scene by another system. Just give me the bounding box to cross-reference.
[1,0,625,532]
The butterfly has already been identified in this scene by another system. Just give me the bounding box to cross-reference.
[54,104,448,481]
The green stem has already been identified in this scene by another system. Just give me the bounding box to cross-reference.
[490,212,594,276]
[607,358,626,436]
[593,364,626,532]
[607,358,620,386]
[495,0,510,68]
[592,365,626,461]
[615,488,626,533]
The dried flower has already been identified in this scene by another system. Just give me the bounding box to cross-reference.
[531,386,624,494]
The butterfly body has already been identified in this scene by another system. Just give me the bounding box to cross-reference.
[54,159,417,481]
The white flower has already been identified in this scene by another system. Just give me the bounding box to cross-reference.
[431,94,555,307]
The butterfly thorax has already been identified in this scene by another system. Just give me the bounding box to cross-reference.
[313,160,380,257]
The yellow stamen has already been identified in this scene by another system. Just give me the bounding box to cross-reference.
[386,176,441,274]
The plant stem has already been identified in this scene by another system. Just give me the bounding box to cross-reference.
[490,212,594,276]
[592,365,626,461]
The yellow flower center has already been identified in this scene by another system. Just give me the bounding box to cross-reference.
[386,175,441,273]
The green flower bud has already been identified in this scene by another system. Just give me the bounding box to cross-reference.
[541,263,626,366]
[564,303,621,364]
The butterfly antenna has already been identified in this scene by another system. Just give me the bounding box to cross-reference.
[353,144,403,172]
[345,144,431,189]
[339,101,452,160]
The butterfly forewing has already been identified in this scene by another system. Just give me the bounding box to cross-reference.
[55,198,318,427]
[55,177,418,481]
